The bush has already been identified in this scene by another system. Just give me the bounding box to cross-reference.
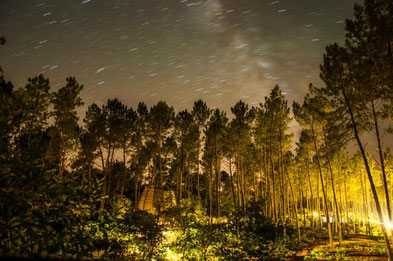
[160,200,298,260]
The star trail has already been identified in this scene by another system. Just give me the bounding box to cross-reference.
[0,0,358,112]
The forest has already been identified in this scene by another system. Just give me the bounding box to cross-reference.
[1,0,393,260]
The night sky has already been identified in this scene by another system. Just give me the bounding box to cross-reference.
[0,0,358,115]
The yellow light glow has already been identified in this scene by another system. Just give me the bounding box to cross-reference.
[313,212,319,218]
[163,230,177,244]
[386,222,393,229]
[165,248,182,261]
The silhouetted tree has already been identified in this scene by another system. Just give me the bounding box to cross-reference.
[191,99,212,202]
[149,101,175,207]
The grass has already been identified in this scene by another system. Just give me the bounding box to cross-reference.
[301,235,387,260]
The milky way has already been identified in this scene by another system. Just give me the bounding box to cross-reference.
[0,0,358,114]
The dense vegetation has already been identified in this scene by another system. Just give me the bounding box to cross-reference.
[1,0,393,260]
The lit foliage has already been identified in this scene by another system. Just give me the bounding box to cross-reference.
[161,200,298,260]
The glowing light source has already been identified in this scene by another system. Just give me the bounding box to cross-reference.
[313,212,319,218]
[386,222,393,229]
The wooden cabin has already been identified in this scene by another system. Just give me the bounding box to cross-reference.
[138,186,176,213]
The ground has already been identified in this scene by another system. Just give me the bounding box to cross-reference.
[289,235,388,260]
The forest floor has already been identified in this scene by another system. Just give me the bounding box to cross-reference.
[290,234,388,260]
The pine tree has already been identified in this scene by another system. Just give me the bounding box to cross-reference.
[149,101,175,208]
[51,77,83,179]
[192,99,212,202]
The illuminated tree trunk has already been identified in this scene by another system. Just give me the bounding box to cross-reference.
[120,143,127,199]
[371,100,393,242]
[285,164,301,243]
[99,143,110,210]
[344,175,349,233]
[311,121,333,248]
[360,175,368,233]
[135,173,139,209]
[307,166,314,228]
[316,167,322,229]
[342,90,393,260]
[323,130,343,245]
[270,153,277,223]
[241,157,247,216]
[197,143,201,201]
[229,157,237,210]
[216,160,221,222]
[236,154,242,213]
[300,179,306,226]
[209,164,213,226]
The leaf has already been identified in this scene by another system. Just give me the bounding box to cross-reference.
[16,238,22,246]
[33,244,39,253]
[7,217,18,225]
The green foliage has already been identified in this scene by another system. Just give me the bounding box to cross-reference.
[161,200,298,260]
[120,210,164,259]
[0,165,164,259]
[219,200,298,260]
[163,203,216,260]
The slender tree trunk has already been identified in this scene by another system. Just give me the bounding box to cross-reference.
[135,172,139,209]
[344,175,349,233]
[197,142,201,201]
[236,155,242,213]
[216,159,221,222]
[343,90,393,260]
[209,165,213,226]
[360,171,369,234]
[284,164,301,244]
[316,167,322,229]
[371,100,393,242]
[134,143,141,209]
[99,144,107,210]
[241,158,246,216]
[88,165,92,190]
[307,166,314,228]
[120,145,126,199]
[270,153,277,223]
[301,179,306,226]
[311,121,333,248]
[179,138,185,206]
[323,130,343,245]
[229,157,237,211]
[179,169,183,206]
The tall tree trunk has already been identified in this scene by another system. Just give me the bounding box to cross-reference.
[120,145,126,199]
[88,165,92,190]
[216,159,221,222]
[229,157,237,211]
[270,153,277,223]
[135,172,139,209]
[236,155,242,213]
[323,130,343,245]
[316,167,322,229]
[99,144,107,210]
[197,143,201,202]
[343,89,393,260]
[241,157,246,216]
[301,179,306,226]
[344,174,349,233]
[179,138,185,206]
[209,165,213,226]
[371,100,393,242]
[311,121,333,248]
[284,164,301,244]
[307,166,314,228]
